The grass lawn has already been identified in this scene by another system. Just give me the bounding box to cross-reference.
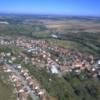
[0,67,16,100]
[47,39,95,54]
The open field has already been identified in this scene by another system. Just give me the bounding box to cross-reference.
[47,39,97,54]
[40,18,100,33]
[0,67,16,100]
[0,16,100,35]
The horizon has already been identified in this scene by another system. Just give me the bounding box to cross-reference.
[0,13,100,18]
[0,0,100,17]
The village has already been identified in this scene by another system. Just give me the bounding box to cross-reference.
[0,36,100,100]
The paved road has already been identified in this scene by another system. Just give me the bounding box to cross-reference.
[6,64,39,100]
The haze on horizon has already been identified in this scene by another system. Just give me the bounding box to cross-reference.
[0,0,100,16]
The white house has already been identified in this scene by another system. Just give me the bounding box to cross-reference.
[51,64,59,74]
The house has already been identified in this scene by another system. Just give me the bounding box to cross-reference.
[50,64,59,74]
[11,56,16,61]
[97,60,100,65]
[6,52,11,57]
[38,89,46,100]
[51,34,58,39]
[17,64,22,69]
[6,68,12,72]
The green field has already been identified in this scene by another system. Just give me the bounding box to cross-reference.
[0,67,16,100]
[47,39,97,54]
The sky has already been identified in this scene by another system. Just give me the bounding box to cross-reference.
[0,0,100,16]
